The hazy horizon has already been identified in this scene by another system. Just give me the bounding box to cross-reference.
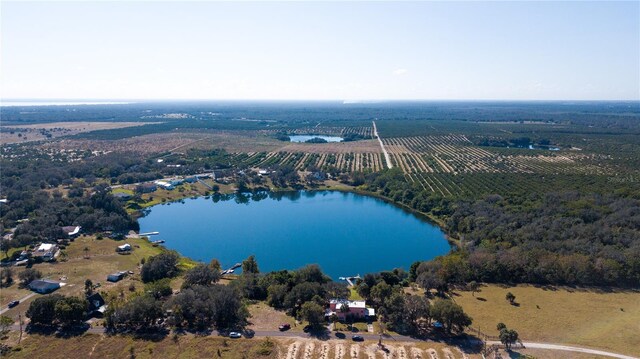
[2,1,639,101]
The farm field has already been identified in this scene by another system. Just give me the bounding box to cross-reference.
[454,284,640,357]
[381,134,614,197]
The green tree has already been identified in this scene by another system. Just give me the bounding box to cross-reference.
[242,255,260,274]
[369,281,393,307]
[106,295,163,331]
[84,279,93,297]
[0,239,10,259]
[26,295,63,326]
[300,301,324,328]
[430,299,472,335]
[140,251,179,283]
[266,284,288,309]
[54,296,88,327]
[208,258,222,272]
[506,292,516,305]
[182,263,221,288]
[499,328,519,350]
[339,301,350,330]
[0,315,13,334]
[145,278,173,299]
[1,268,13,287]
[497,322,507,331]
[18,268,42,286]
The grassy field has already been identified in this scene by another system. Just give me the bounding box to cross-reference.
[247,303,309,333]
[3,333,279,359]
[2,333,482,359]
[454,284,640,356]
[0,235,164,313]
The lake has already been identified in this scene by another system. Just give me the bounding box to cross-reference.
[289,135,343,143]
[138,191,450,279]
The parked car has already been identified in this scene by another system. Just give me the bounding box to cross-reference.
[278,323,291,331]
[229,332,242,338]
[351,335,364,342]
[8,300,19,308]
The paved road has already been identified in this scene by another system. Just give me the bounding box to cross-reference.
[372,120,392,169]
[486,341,639,359]
[0,292,37,315]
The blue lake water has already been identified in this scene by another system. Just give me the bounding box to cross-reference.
[138,191,450,279]
[289,135,343,143]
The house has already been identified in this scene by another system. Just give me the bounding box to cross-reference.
[87,293,107,317]
[34,243,58,262]
[154,180,175,190]
[29,279,61,294]
[36,243,56,253]
[62,226,81,237]
[116,243,132,253]
[136,183,157,193]
[107,271,127,282]
[113,192,132,200]
[184,176,197,183]
[169,178,184,186]
[326,299,374,321]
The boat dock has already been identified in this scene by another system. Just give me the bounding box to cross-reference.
[221,263,242,275]
[139,231,160,236]
[338,274,361,287]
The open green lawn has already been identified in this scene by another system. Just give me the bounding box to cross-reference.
[454,284,640,357]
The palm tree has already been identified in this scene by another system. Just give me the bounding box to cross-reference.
[340,301,350,331]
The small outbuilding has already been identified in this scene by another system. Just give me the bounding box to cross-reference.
[107,271,127,282]
[29,279,61,294]
[62,226,81,238]
[116,243,132,253]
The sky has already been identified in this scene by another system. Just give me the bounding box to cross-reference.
[1,1,639,101]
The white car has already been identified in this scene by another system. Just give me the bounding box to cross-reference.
[229,332,242,338]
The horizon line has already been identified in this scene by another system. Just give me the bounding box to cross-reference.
[2,98,639,103]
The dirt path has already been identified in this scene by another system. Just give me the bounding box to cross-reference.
[334,343,345,359]
[372,121,392,169]
[485,341,638,359]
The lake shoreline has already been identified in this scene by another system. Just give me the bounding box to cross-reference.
[137,188,452,278]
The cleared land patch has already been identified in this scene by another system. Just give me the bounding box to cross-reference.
[0,122,161,144]
[455,284,640,357]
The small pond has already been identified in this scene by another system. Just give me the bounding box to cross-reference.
[289,135,343,143]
